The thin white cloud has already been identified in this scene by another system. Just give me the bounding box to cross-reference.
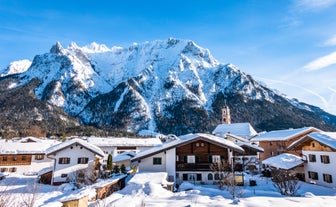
[324,35,336,46]
[256,76,329,108]
[293,0,336,12]
[303,51,336,71]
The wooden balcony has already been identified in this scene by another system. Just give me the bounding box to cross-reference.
[176,163,212,171]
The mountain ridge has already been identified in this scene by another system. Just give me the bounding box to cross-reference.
[1,38,336,137]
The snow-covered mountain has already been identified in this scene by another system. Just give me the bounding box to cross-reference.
[1,38,336,136]
[0,59,31,77]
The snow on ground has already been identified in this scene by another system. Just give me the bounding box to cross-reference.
[1,172,336,207]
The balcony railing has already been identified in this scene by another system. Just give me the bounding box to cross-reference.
[176,163,212,171]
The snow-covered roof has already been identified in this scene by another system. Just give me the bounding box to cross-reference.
[132,133,244,161]
[46,138,104,157]
[0,137,59,154]
[288,131,336,151]
[212,123,257,138]
[262,153,304,170]
[91,174,127,189]
[113,151,136,162]
[236,142,264,152]
[86,137,162,147]
[251,127,319,142]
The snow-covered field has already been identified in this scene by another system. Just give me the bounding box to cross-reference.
[1,172,336,207]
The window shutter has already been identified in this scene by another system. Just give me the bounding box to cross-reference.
[208,155,212,163]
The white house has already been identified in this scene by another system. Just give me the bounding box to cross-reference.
[131,133,244,185]
[287,132,336,188]
[86,137,162,164]
[46,138,104,185]
[212,122,258,139]
[0,137,59,175]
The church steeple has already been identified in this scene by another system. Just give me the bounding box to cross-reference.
[221,100,231,124]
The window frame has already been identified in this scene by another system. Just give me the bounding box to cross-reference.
[153,157,162,165]
[187,155,195,163]
[308,171,319,180]
[77,157,89,164]
[58,157,70,164]
[308,154,316,162]
[323,173,333,183]
[320,155,330,164]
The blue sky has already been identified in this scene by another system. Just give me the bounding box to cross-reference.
[1,0,336,114]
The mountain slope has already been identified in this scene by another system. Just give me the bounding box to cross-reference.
[1,38,336,137]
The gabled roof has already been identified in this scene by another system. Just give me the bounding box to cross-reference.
[236,142,264,152]
[250,127,319,142]
[132,133,244,161]
[86,137,162,147]
[226,133,250,143]
[0,137,59,154]
[113,151,136,162]
[212,123,257,138]
[288,131,336,151]
[46,138,104,157]
[262,153,304,170]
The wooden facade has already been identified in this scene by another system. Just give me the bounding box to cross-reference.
[176,140,229,171]
[0,154,32,166]
[258,128,319,161]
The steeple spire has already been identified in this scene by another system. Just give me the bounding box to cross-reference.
[221,100,231,124]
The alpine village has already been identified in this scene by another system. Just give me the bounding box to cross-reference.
[1,39,336,207]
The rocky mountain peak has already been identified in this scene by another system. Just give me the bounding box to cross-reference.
[50,41,65,55]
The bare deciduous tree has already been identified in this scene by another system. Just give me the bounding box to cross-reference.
[271,168,301,196]
[210,159,238,198]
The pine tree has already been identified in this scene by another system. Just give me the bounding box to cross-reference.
[107,154,113,171]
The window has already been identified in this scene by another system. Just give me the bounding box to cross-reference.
[323,174,333,183]
[308,171,318,180]
[77,157,89,164]
[2,156,7,162]
[308,154,316,162]
[214,173,220,180]
[58,157,70,164]
[153,157,162,165]
[197,174,202,181]
[187,155,195,163]
[10,167,17,172]
[212,155,221,163]
[13,156,17,161]
[208,173,213,180]
[183,174,188,181]
[22,155,26,161]
[320,155,330,164]
[35,154,44,160]
[61,174,68,178]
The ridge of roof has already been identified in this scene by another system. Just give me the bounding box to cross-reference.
[46,138,104,157]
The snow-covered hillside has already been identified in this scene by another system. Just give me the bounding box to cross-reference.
[0,59,31,77]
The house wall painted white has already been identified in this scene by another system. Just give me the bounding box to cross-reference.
[303,150,336,188]
[138,152,167,172]
[137,148,176,182]
[50,144,98,184]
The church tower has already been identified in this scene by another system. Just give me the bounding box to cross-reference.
[221,102,231,124]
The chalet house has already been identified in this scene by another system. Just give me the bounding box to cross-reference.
[86,137,162,165]
[287,132,336,188]
[0,137,59,174]
[131,133,244,185]
[46,138,104,185]
[250,127,320,161]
